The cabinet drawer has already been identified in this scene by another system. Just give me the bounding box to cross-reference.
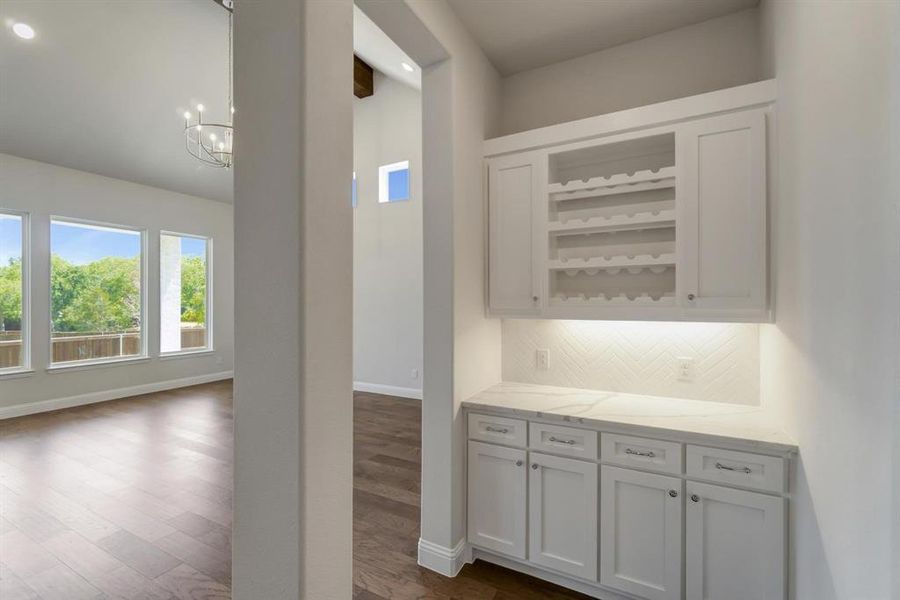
[601,433,682,475]
[529,422,598,460]
[468,413,527,447]
[686,445,786,493]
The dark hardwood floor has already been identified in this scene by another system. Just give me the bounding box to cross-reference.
[0,381,591,600]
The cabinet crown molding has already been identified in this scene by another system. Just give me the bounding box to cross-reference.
[484,79,776,157]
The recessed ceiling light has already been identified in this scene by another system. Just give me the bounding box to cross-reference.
[12,22,35,40]
[401,62,414,72]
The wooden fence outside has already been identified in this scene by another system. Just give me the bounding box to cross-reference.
[0,327,207,368]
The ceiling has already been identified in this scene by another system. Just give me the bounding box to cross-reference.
[1,0,234,203]
[0,2,419,204]
[447,0,759,76]
[354,7,420,91]
[0,1,758,203]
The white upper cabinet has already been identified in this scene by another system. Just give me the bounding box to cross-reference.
[484,81,774,322]
[678,110,767,319]
[488,151,544,316]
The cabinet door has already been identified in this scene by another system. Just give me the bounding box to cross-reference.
[686,482,785,600]
[678,110,767,316]
[600,466,682,600]
[488,152,544,316]
[528,452,598,580]
[467,441,527,558]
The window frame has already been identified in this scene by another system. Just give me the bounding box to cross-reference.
[47,216,148,370]
[158,230,214,357]
[0,209,31,377]
[378,160,411,204]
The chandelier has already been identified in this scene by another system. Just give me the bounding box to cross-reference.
[183,0,234,168]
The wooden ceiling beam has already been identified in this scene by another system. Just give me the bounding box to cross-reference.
[354,55,374,99]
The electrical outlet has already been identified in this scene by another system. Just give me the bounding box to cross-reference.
[536,349,550,371]
[676,356,696,382]
[411,368,419,380]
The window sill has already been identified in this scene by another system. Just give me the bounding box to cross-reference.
[159,349,215,361]
[0,368,35,380]
[47,355,150,373]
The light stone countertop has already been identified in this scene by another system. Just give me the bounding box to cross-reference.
[463,382,797,454]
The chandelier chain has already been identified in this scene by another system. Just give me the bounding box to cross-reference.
[182,0,234,168]
[228,10,233,114]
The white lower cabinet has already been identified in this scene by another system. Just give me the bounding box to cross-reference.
[600,466,683,600]
[686,482,785,600]
[467,441,527,559]
[528,452,598,580]
[465,413,790,600]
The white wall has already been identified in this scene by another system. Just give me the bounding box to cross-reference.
[499,8,763,135]
[504,320,760,405]
[893,7,900,595]
[357,0,503,575]
[411,0,503,569]
[232,0,353,597]
[758,1,899,598]
[0,154,233,413]
[353,72,423,398]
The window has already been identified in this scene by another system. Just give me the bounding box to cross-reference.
[160,233,211,354]
[0,211,27,371]
[378,160,410,203]
[50,219,145,365]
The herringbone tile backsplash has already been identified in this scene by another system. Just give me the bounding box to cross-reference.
[502,320,760,405]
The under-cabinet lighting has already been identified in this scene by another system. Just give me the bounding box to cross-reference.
[401,62,414,72]
[560,319,745,331]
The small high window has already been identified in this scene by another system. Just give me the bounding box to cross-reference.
[378,160,410,203]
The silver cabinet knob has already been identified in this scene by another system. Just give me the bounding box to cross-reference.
[668,490,678,498]
[531,463,539,470]
[687,293,696,301]
[532,295,539,302]
[690,494,700,503]
[515,460,523,467]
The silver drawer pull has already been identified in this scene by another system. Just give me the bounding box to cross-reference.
[485,426,509,434]
[716,462,751,474]
[625,448,656,458]
[549,436,576,445]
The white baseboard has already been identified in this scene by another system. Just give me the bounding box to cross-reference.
[0,371,234,420]
[417,538,472,577]
[354,380,422,400]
